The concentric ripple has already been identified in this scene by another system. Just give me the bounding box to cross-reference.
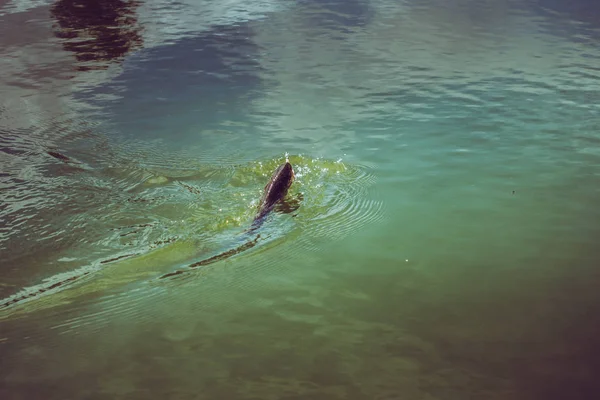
[291,156,383,244]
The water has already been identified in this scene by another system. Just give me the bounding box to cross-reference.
[1,0,600,398]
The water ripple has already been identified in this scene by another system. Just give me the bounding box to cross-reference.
[0,155,382,324]
[2,1,600,397]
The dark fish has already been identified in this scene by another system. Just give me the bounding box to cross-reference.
[161,160,296,278]
[250,160,295,230]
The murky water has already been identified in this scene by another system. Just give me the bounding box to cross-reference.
[1,0,600,399]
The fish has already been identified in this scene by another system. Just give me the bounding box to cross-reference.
[160,159,297,278]
[250,159,296,230]
[0,159,298,314]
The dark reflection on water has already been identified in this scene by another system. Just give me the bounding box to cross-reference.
[50,0,143,70]
[78,23,265,142]
[536,0,600,26]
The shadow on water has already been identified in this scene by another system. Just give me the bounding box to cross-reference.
[74,22,266,143]
[50,0,143,71]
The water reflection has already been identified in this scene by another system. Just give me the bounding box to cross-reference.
[536,0,600,26]
[50,0,143,71]
[78,23,264,145]
[2,0,600,399]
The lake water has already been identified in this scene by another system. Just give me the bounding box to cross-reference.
[1,0,600,398]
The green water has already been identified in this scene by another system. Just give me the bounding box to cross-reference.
[2,0,600,399]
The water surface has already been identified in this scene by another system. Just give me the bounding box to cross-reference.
[1,0,600,399]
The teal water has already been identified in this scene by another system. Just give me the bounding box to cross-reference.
[1,0,600,399]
